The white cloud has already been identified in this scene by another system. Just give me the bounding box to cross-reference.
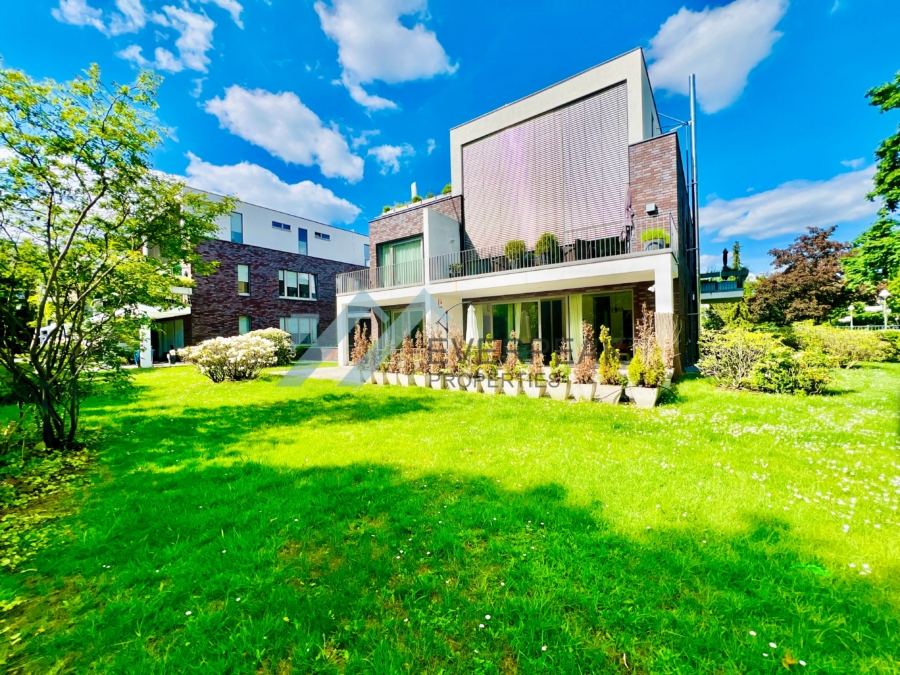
[183,153,361,224]
[700,166,879,241]
[314,0,457,110]
[647,0,788,114]
[350,129,380,150]
[841,157,865,169]
[426,138,436,155]
[52,0,105,31]
[108,0,148,35]
[204,86,364,182]
[190,77,207,98]
[199,0,243,28]
[699,253,723,271]
[367,144,414,174]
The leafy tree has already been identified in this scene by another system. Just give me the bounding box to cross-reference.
[731,241,742,269]
[842,216,900,288]
[748,227,851,325]
[0,65,234,449]
[867,71,900,214]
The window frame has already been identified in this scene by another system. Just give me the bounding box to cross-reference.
[279,316,319,346]
[314,231,331,241]
[298,228,308,255]
[238,316,251,335]
[230,212,243,244]
[237,264,250,295]
[272,221,291,232]
[278,269,317,300]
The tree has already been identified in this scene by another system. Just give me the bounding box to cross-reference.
[867,71,900,214]
[748,227,851,325]
[842,216,900,289]
[731,241,742,270]
[0,65,234,449]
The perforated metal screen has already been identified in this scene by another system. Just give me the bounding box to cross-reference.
[462,83,629,250]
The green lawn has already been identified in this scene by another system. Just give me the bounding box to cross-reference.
[1,364,899,673]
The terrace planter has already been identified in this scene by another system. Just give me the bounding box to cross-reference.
[463,376,483,393]
[482,377,503,395]
[387,372,400,386]
[428,373,446,389]
[626,386,660,409]
[596,384,623,405]
[546,381,571,401]
[642,238,667,251]
[413,373,428,388]
[359,369,374,384]
[373,371,387,385]
[502,378,522,397]
[398,373,415,387]
[445,375,463,392]
[523,379,547,399]
[571,382,597,402]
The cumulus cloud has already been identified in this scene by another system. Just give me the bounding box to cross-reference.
[350,129,380,150]
[205,86,364,182]
[841,157,865,169]
[426,138,436,155]
[700,166,879,241]
[647,0,788,113]
[199,0,243,28]
[183,153,361,225]
[52,0,105,31]
[314,0,457,110]
[367,144,415,174]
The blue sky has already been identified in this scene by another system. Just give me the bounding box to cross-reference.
[1,0,897,272]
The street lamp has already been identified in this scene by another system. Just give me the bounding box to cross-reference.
[879,288,891,329]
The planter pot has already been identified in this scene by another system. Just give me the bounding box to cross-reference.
[642,238,667,251]
[546,380,571,401]
[427,373,446,390]
[387,372,399,386]
[373,371,387,385]
[445,375,463,392]
[413,373,428,388]
[626,386,660,409]
[571,382,597,402]
[523,380,547,399]
[398,373,415,387]
[463,376,483,393]
[595,384,623,405]
[482,377,503,395]
[359,369,374,384]
[502,378,522,397]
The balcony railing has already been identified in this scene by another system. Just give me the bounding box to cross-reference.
[429,213,677,283]
[700,279,741,293]
[336,258,423,294]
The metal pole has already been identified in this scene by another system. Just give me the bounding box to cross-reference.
[689,74,701,360]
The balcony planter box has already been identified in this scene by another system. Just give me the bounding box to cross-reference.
[448,263,463,278]
[445,375,463,392]
[596,384,623,405]
[523,379,547,399]
[642,239,667,251]
[502,377,522,396]
[482,377,503,395]
[463,375,483,393]
[373,371,387,385]
[571,382,597,402]
[547,381,571,401]
[625,386,660,409]
[413,373,428,388]
[428,373,446,389]
[491,256,509,272]
[398,373,415,387]
[387,372,400,386]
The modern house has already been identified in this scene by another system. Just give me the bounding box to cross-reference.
[334,48,699,367]
[138,193,369,366]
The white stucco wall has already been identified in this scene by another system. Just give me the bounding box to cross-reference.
[423,208,460,283]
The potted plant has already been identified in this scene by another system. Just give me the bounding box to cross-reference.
[505,239,527,269]
[547,349,571,401]
[427,326,446,389]
[374,356,388,385]
[351,322,373,384]
[571,321,597,401]
[501,332,523,396]
[386,350,400,385]
[596,325,625,404]
[626,345,664,408]
[448,262,463,278]
[413,329,429,387]
[480,362,502,395]
[523,340,547,398]
[445,326,464,391]
[397,334,416,386]
[460,354,482,393]
[534,232,560,266]
[640,227,670,251]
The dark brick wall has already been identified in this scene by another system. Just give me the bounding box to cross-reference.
[368,195,463,253]
[191,239,364,345]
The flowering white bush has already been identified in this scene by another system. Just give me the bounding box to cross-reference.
[179,335,277,382]
[245,328,293,366]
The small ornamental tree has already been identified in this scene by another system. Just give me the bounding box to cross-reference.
[572,321,596,384]
[399,334,415,375]
[446,326,464,375]
[598,325,623,385]
[350,322,371,367]
[413,329,428,374]
[528,340,545,381]
[504,331,520,378]
[427,326,446,374]
[0,65,234,448]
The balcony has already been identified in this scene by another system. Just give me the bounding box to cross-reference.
[336,258,423,295]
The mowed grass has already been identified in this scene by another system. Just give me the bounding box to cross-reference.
[1,364,899,674]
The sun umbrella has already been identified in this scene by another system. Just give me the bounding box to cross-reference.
[465,304,479,347]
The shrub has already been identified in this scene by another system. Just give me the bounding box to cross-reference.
[399,334,415,375]
[414,330,428,374]
[880,330,900,360]
[627,348,645,386]
[793,323,892,368]
[179,335,276,382]
[597,325,624,386]
[446,326,464,375]
[504,239,527,260]
[528,340,545,381]
[425,191,434,199]
[640,227,670,244]
[411,195,423,203]
[748,345,830,395]
[441,184,452,195]
[697,327,771,389]
[548,352,570,384]
[382,205,391,213]
[572,321,596,384]
[504,331,520,379]
[643,345,666,387]
[535,232,559,258]
[246,328,293,366]
[427,326,446,375]
[350,322,371,368]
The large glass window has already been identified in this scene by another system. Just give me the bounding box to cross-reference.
[278,270,317,300]
[377,236,423,286]
[298,228,308,255]
[280,316,318,345]
[237,264,250,295]
[230,212,243,244]
[582,290,633,354]
[518,301,539,361]
[363,244,370,267]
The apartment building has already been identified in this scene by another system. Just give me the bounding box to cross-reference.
[334,48,699,367]
[139,194,369,365]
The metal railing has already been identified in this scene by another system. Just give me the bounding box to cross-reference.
[429,213,678,283]
[336,258,423,294]
[700,279,741,293]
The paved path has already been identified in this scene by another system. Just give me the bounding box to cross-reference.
[279,365,356,381]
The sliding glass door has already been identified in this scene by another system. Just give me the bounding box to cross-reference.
[377,237,423,287]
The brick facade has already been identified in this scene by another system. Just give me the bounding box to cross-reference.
[368,195,463,253]
[191,239,364,347]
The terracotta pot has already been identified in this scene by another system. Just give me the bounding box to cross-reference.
[373,371,387,385]
[595,384,623,405]
[570,382,597,402]
[546,380,571,401]
[523,380,547,399]
[413,373,428,388]
[502,378,522,397]
[626,386,659,409]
